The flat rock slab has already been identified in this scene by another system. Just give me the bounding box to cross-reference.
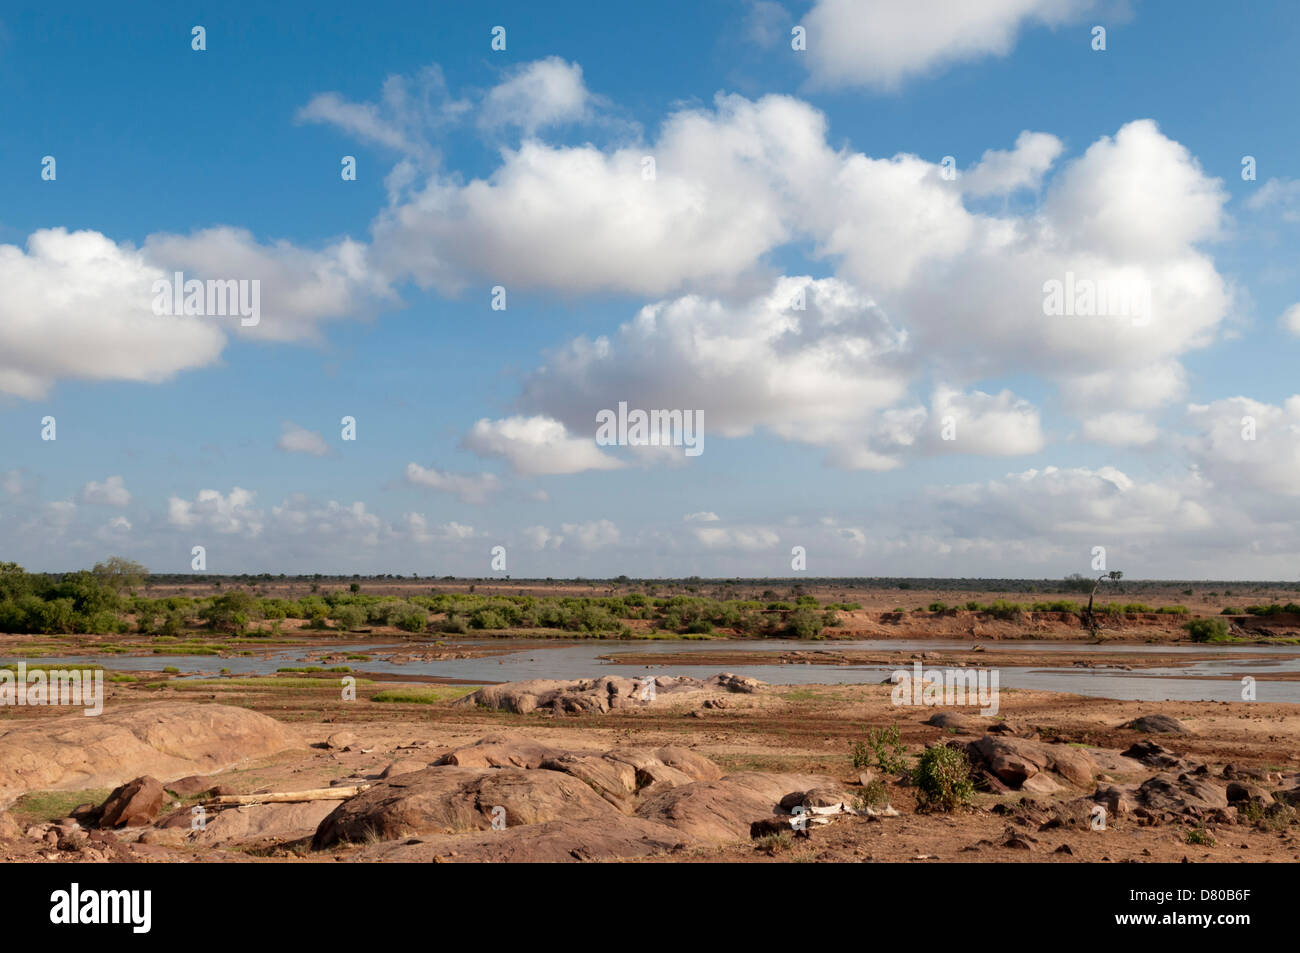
[0,703,300,805]
[191,800,344,847]
[434,736,562,769]
[312,766,615,848]
[635,772,836,844]
[358,816,689,863]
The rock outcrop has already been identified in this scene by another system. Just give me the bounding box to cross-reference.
[454,673,766,715]
[0,703,301,805]
[312,736,856,861]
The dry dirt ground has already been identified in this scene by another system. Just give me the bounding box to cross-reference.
[2,671,1298,864]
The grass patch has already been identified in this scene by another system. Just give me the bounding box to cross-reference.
[370,684,479,704]
[10,788,112,825]
[172,676,374,690]
[754,831,792,854]
[6,645,59,657]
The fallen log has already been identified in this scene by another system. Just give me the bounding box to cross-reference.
[201,785,369,807]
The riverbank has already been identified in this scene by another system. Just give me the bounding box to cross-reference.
[2,671,1297,863]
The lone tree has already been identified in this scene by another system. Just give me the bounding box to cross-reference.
[91,556,148,594]
[1084,570,1124,636]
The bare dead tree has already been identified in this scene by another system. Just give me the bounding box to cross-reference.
[1085,570,1124,637]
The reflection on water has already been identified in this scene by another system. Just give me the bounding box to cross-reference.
[16,637,1300,703]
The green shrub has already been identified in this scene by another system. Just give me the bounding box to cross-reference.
[785,607,825,639]
[855,779,890,811]
[983,599,1024,621]
[912,744,974,813]
[331,605,366,631]
[469,607,509,630]
[160,609,187,636]
[395,609,428,633]
[199,591,262,634]
[1185,618,1231,642]
[852,723,908,775]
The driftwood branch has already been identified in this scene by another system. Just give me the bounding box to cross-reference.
[201,784,369,807]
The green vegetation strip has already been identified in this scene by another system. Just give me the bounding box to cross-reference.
[370,684,480,704]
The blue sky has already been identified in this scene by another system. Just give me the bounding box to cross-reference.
[2,0,1299,578]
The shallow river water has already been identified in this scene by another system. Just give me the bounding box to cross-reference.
[24,637,1300,703]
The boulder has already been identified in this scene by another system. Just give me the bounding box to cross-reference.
[1121,740,1186,770]
[539,755,638,807]
[96,776,166,828]
[454,679,592,715]
[1092,784,1136,818]
[925,712,984,733]
[635,772,833,844]
[604,746,723,792]
[1226,781,1273,806]
[1275,786,1300,807]
[970,735,1097,790]
[778,786,856,815]
[1123,714,1188,734]
[455,674,766,715]
[1137,772,1230,814]
[0,812,22,841]
[325,731,357,750]
[378,758,430,780]
[165,775,220,798]
[707,673,764,694]
[1049,746,1101,789]
[312,766,615,848]
[434,736,561,770]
